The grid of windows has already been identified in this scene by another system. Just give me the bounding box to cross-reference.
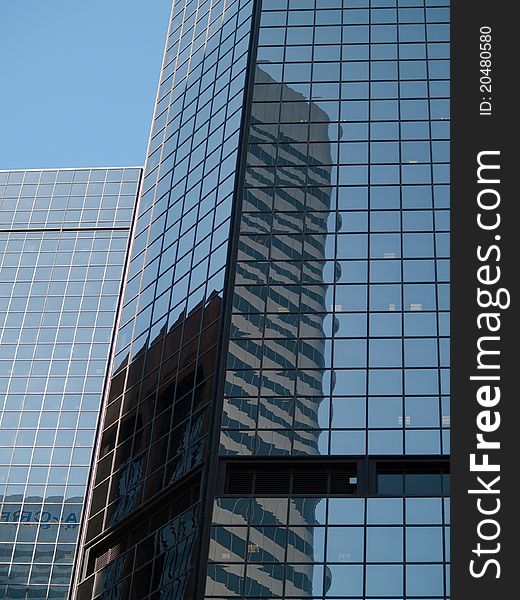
[74,1,258,598]
[221,0,450,459]
[0,168,139,600]
[0,169,138,230]
[72,1,451,599]
[80,483,201,600]
[208,0,450,598]
[206,495,450,598]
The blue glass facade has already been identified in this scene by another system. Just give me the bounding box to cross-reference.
[207,0,450,597]
[0,167,140,599]
[74,1,450,599]
[221,0,449,459]
[74,1,257,598]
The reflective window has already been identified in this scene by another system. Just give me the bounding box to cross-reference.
[75,1,257,598]
[0,168,138,599]
[214,0,450,597]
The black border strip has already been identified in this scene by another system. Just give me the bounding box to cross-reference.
[452,2,517,597]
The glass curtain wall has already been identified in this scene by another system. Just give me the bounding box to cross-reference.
[73,1,257,599]
[0,167,140,600]
[205,0,450,597]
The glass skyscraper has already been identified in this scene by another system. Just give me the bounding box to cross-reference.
[66,1,447,599]
[0,167,141,599]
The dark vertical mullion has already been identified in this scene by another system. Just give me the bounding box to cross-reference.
[316,9,329,592]
[297,5,314,459]
[330,9,339,461]
[402,482,407,599]
[396,0,406,465]
[265,7,285,454]
[282,467,294,598]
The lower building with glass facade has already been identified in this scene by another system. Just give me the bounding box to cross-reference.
[34,1,447,599]
[0,167,141,599]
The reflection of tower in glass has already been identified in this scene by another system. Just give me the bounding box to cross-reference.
[207,497,332,598]
[207,68,333,597]
[82,293,222,598]
[222,67,333,459]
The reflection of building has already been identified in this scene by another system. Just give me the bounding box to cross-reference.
[207,497,329,598]
[208,66,334,596]
[204,0,450,594]
[0,167,140,599]
[74,2,451,600]
[98,291,222,531]
[222,66,333,459]
[73,2,259,597]
[74,293,222,599]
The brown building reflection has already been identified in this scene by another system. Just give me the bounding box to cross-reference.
[76,292,223,599]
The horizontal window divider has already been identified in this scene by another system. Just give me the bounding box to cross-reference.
[219,455,449,498]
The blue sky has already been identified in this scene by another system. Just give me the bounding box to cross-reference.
[0,0,171,170]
